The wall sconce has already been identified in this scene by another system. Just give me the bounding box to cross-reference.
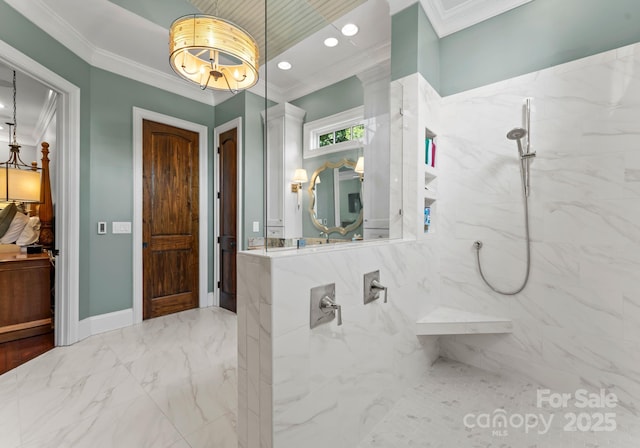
[355,156,364,179]
[292,168,308,209]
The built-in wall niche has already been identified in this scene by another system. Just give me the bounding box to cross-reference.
[424,197,435,234]
[422,127,438,237]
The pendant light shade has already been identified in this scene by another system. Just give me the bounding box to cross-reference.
[169,14,259,93]
[0,166,41,203]
[2,70,41,203]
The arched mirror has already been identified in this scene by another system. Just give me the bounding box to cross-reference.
[308,158,363,237]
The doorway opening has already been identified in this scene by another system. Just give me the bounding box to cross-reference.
[214,118,243,312]
[0,41,81,347]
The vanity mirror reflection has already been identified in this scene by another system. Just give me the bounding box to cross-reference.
[307,158,363,239]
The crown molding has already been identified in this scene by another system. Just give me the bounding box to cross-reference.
[420,0,534,37]
[32,89,57,145]
[5,0,218,106]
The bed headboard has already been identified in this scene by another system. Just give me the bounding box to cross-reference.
[37,142,54,250]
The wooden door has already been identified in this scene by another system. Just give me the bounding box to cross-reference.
[143,120,199,319]
[219,128,238,312]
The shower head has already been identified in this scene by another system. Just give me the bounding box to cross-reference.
[506,127,527,140]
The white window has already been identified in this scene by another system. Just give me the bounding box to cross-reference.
[303,106,366,158]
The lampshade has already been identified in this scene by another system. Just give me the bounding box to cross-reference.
[293,169,308,183]
[0,165,41,203]
[355,156,365,174]
[169,14,259,92]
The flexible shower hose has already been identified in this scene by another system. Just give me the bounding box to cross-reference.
[474,158,531,295]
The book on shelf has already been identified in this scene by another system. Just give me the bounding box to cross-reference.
[425,137,436,168]
[424,206,431,233]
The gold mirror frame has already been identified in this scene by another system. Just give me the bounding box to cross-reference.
[307,158,363,236]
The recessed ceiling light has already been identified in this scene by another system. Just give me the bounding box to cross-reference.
[0,103,4,109]
[324,37,339,48]
[341,23,359,37]
[277,61,292,70]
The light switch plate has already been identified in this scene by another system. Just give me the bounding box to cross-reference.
[112,221,132,234]
[97,221,106,235]
[253,221,259,232]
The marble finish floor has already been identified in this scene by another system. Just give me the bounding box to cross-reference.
[358,359,640,448]
[0,307,238,448]
[4,307,640,448]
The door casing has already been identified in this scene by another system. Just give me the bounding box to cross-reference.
[133,107,210,324]
[213,118,243,308]
[0,41,81,347]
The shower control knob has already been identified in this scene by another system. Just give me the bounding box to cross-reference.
[319,296,342,326]
[474,241,483,249]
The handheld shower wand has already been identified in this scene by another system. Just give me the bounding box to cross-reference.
[474,99,535,295]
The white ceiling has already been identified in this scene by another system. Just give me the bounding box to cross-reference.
[1,0,532,142]
[0,63,55,147]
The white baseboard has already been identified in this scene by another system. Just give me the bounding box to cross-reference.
[77,308,134,341]
[207,291,215,308]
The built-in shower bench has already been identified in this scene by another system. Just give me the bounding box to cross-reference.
[415,306,513,335]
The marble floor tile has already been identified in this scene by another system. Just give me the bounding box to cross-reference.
[0,307,238,448]
[357,358,640,448]
[4,306,638,448]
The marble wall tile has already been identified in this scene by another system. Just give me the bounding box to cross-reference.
[623,292,640,344]
[240,239,440,448]
[438,41,640,410]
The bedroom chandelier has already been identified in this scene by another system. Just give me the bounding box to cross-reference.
[1,70,41,203]
[169,14,259,93]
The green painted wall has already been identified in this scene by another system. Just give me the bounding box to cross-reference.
[417,4,440,92]
[391,3,439,90]
[88,68,214,317]
[1,2,217,319]
[291,76,363,122]
[243,91,266,248]
[439,0,640,95]
[214,91,266,250]
[108,0,198,28]
[391,4,419,82]
[0,1,91,319]
[392,0,640,96]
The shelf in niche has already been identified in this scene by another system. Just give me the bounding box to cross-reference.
[415,306,513,336]
[424,187,437,202]
[425,127,437,170]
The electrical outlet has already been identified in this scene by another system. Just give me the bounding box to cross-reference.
[97,222,106,235]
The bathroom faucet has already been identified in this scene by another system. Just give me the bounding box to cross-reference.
[319,232,329,243]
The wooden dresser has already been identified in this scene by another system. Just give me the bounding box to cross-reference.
[0,253,54,374]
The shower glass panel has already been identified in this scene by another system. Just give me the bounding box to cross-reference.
[264,0,399,251]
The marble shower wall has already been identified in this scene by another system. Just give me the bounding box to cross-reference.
[437,42,640,411]
[237,240,440,448]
